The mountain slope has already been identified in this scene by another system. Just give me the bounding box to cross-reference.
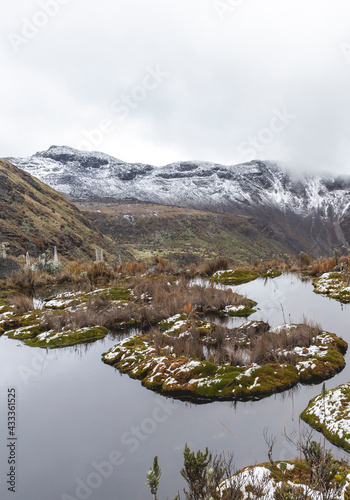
[0,159,131,260]
[7,145,350,258]
[77,202,298,263]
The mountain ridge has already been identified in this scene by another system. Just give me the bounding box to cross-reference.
[6,146,350,259]
[6,146,350,218]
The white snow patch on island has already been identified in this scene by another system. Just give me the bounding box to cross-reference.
[220,465,350,500]
[304,383,350,446]
[224,304,246,313]
[248,377,260,390]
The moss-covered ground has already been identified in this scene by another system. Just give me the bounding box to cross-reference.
[25,326,109,348]
[301,382,350,452]
[0,288,123,348]
[313,272,350,303]
[212,269,260,286]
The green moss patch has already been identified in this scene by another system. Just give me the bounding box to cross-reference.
[43,290,85,309]
[158,315,217,337]
[106,287,130,301]
[261,268,282,278]
[2,311,43,331]
[3,285,133,348]
[212,269,259,286]
[7,323,45,340]
[0,300,12,314]
[301,383,350,452]
[224,299,257,317]
[296,333,347,384]
[43,287,131,310]
[25,326,109,348]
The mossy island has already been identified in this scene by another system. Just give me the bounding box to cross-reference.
[301,382,350,453]
[313,272,350,303]
[211,267,282,286]
[211,269,260,286]
[0,287,129,348]
[102,320,347,402]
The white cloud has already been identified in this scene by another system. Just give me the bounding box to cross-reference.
[1,0,350,173]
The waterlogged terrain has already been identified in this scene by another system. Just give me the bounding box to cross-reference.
[2,274,350,500]
[0,279,254,350]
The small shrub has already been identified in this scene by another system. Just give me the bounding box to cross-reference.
[299,252,312,268]
[200,257,229,277]
[33,258,63,275]
[6,268,42,291]
[10,294,34,314]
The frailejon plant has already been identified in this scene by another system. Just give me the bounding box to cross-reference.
[53,246,59,265]
[32,250,63,275]
[146,456,161,500]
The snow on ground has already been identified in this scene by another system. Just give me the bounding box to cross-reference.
[314,272,350,301]
[224,304,246,313]
[303,383,350,446]
[220,465,350,500]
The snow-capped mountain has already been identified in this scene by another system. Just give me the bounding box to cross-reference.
[6,145,350,257]
[6,146,350,221]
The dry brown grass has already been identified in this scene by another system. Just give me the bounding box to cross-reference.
[150,320,204,359]
[251,258,290,274]
[40,294,136,332]
[128,275,249,324]
[123,260,147,275]
[9,293,34,314]
[37,275,250,335]
[309,257,337,276]
[151,255,179,274]
[218,321,320,367]
[158,319,322,367]
[198,257,229,277]
[6,268,50,291]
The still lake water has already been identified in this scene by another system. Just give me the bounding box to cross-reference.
[1,274,350,500]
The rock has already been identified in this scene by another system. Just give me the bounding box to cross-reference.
[0,258,22,278]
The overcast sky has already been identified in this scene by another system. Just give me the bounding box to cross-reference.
[1,0,350,174]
